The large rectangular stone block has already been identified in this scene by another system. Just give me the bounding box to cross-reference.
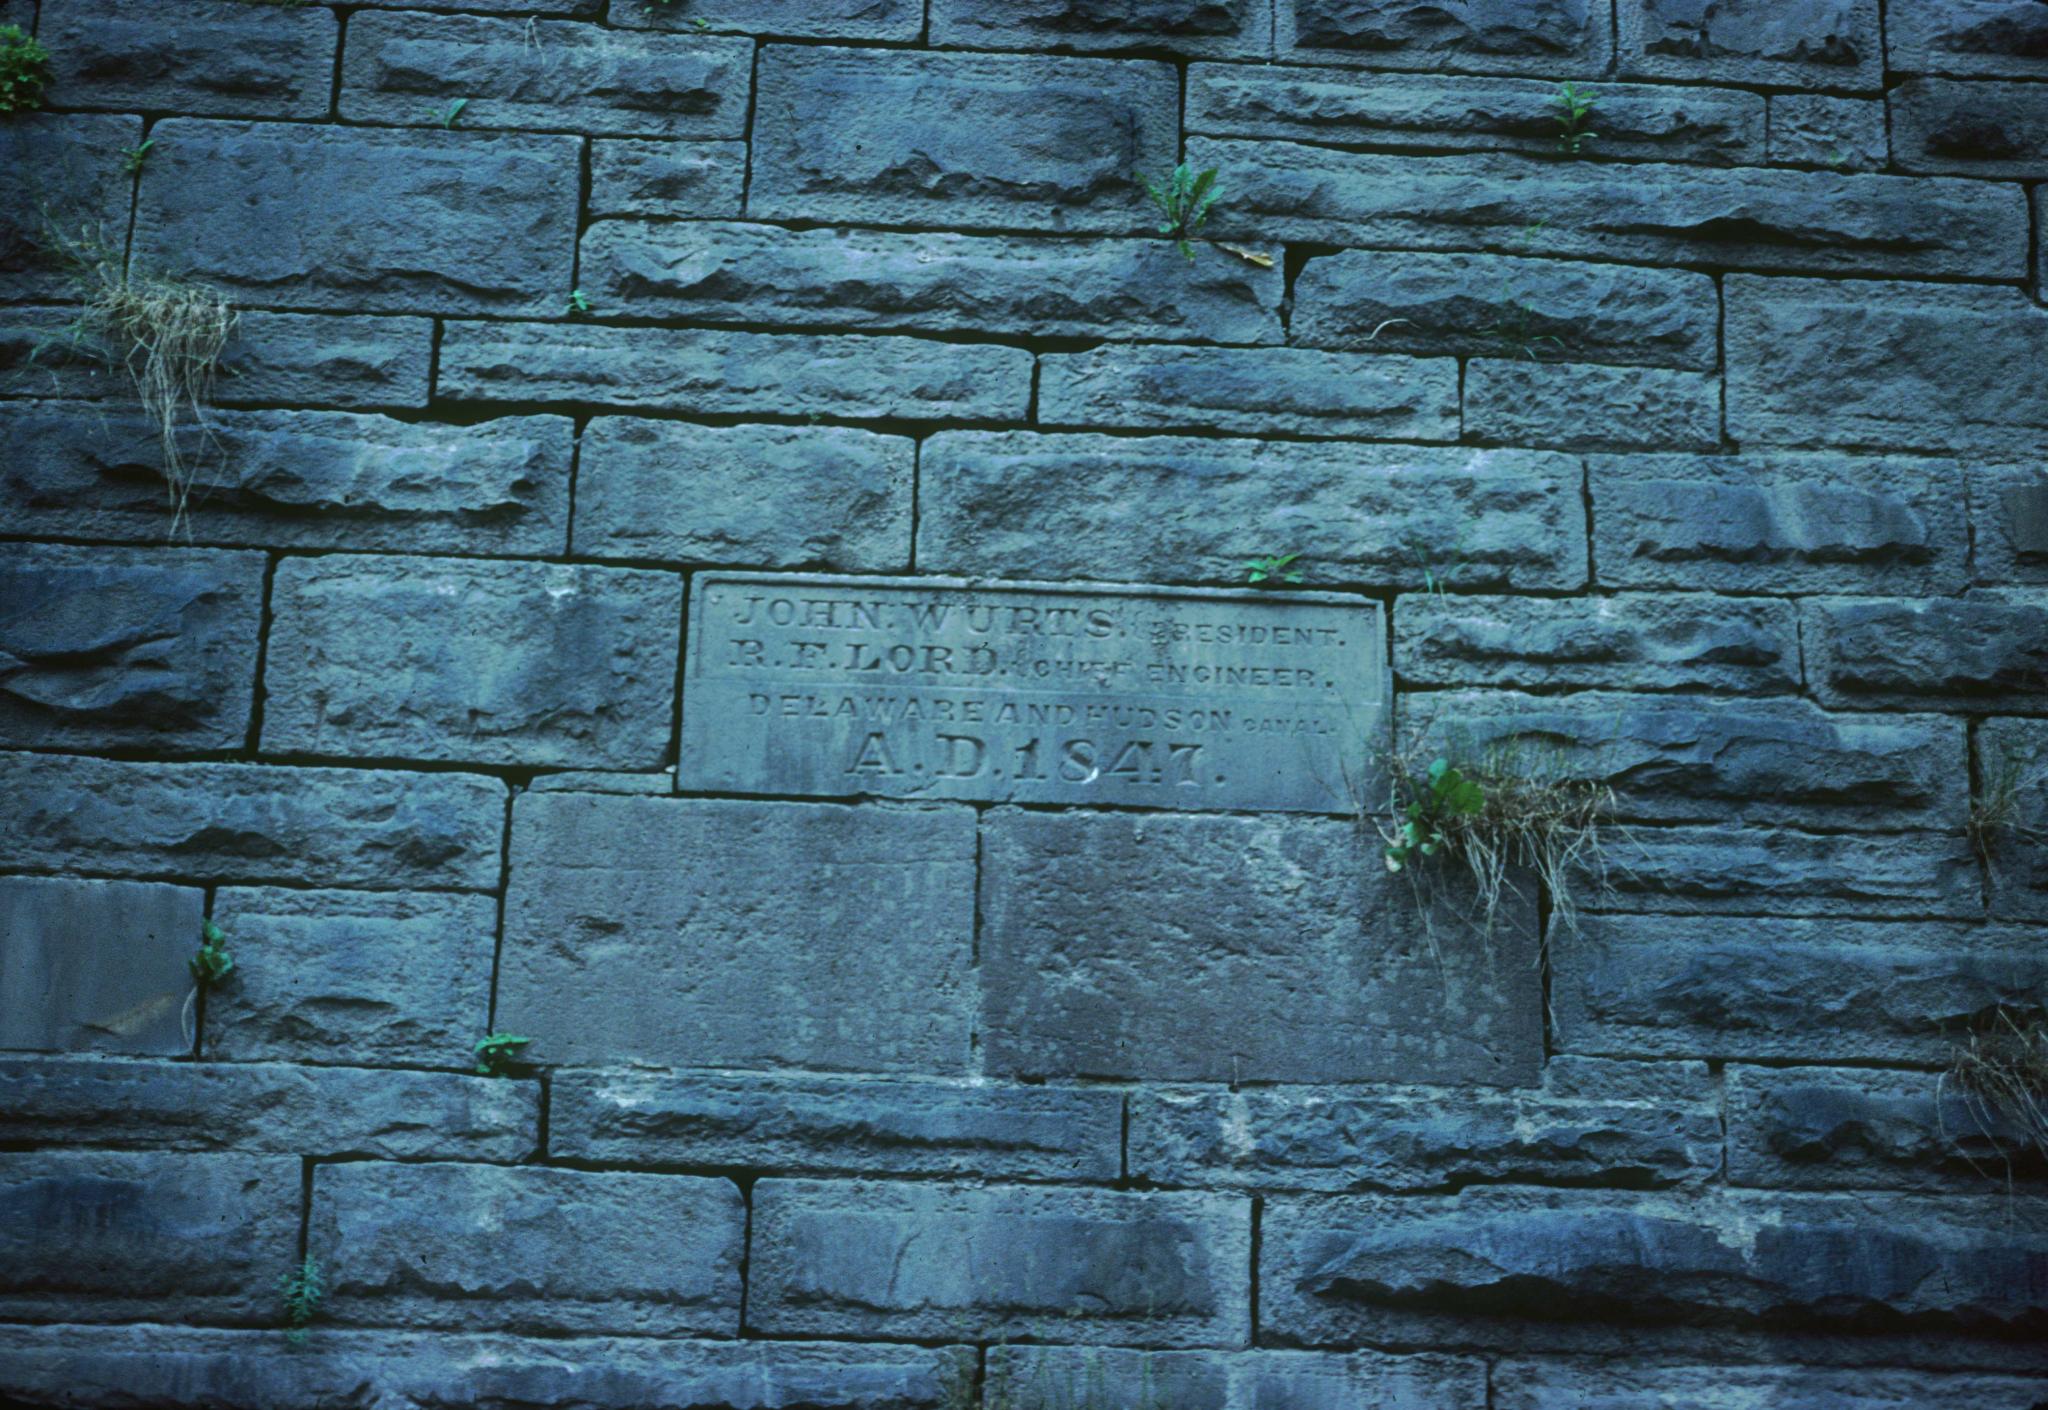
[1618,0,1882,88]
[930,0,1272,56]
[988,1346,1488,1410]
[0,877,200,1057]
[1276,0,1611,75]
[436,322,1032,421]
[1,114,139,299]
[1261,1187,2048,1346]
[0,404,572,554]
[1130,1057,1718,1193]
[132,120,580,315]
[1726,278,2048,454]
[612,0,923,40]
[0,1055,539,1161]
[1291,248,1719,368]
[205,888,496,1066]
[263,555,682,769]
[311,1163,743,1335]
[1553,914,2048,1064]
[749,1180,1251,1345]
[341,13,752,137]
[1589,452,1970,593]
[0,544,265,751]
[0,1327,972,1410]
[1465,361,1721,450]
[1971,463,2048,584]
[1040,345,1459,440]
[1192,139,2029,279]
[581,220,1284,343]
[1892,78,2048,178]
[589,139,746,218]
[1496,1359,2048,1409]
[1981,717,2048,922]
[1190,66,1764,166]
[549,1069,1121,1181]
[918,434,1588,590]
[217,312,434,409]
[678,573,1385,815]
[1768,93,1889,169]
[40,0,337,116]
[1801,593,2048,710]
[1398,691,1966,831]
[1394,593,1799,692]
[0,752,506,889]
[1726,1065,2046,1192]
[1886,0,2048,78]
[751,47,1178,232]
[496,793,976,1072]
[571,420,912,571]
[980,809,1542,1086]
[1589,825,1981,918]
[0,1151,300,1324]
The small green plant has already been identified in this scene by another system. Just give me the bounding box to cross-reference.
[1244,552,1304,586]
[474,1033,532,1076]
[189,919,235,987]
[0,24,50,115]
[435,98,469,128]
[120,138,155,175]
[1485,281,1565,361]
[1384,759,1484,873]
[1552,82,1597,156]
[1139,164,1222,260]
[280,1255,323,1347]
[566,288,592,317]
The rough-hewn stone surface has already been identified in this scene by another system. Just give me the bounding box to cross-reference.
[589,139,746,218]
[311,1162,744,1335]
[1589,825,1982,918]
[0,1151,301,1324]
[582,220,1283,342]
[0,114,141,299]
[989,1345,1489,1409]
[1618,0,1882,88]
[1801,593,2048,710]
[263,555,683,768]
[132,120,580,315]
[749,1180,1251,1345]
[204,888,497,1066]
[930,0,1272,56]
[0,877,199,1057]
[217,313,435,410]
[497,794,976,1071]
[0,752,506,889]
[1464,360,1721,450]
[0,1055,539,1160]
[1891,78,2048,178]
[1980,717,2048,922]
[1971,464,2048,584]
[1886,0,2048,78]
[980,809,1542,1086]
[1275,0,1612,75]
[551,1069,1121,1181]
[919,435,1588,589]
[572,419,913,570]
[0,544,265,751]
[1494,1359,2048,1408]
[751,48,1178,231]
[1769,94,1889,169]
[613,0,924,41]
[40,0,336,116]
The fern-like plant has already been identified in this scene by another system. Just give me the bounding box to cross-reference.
[280,1255,323,1347]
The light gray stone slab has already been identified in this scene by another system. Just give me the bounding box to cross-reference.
[1276,0,1612,76]
[917,434,1588,591]
[611,0,922,40]
[0,876,200,1057]
[312,1162,744,1335]
[748,1179,1252,1345]
[929,0,1272,56]
[1039,345,1459,440]
[1618,0,1882,88]
[980,808,1542,1086]
[549,1069,1122,1181]
[40,0,337,116]
[0,1150,301,1324]
[0,544,266,751]
[263,555,683,768]
[132,119,580,315]
[1801,592,2048,710]
[0,1055,539,1160]
[1892,77,2048,178]
[1589,825,1982,919]
[679,573,1386,815]
[1465,361,1721,451]
[589,139,745,218]
[990,1346,1489,1410]
[217,312,434,409]
[341,13,752,137]
[750,47,1178,232]
[0,752,507,889]
[496,793,976,1072]
[1769,94,1889,170]
[571,420,913,571]
[205,888,498,1066]
[1886,0,2048,78]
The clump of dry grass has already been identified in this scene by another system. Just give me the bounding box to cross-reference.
[1942,1007,2048,1170]
[42,227,237,533]
[1968,746,2039,866]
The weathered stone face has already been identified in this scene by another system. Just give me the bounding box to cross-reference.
[1277,0,1610,74]
[39,0,337,116]
[0,877,200,1057]
[1618,0,1882,87]
[930,0,1272,56]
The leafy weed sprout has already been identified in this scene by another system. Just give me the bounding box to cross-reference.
[0,24,50,115]
[475,1033,533,1076]
[1942,1007,2048,1173]
[280,1255,324,1347]
[1244,552,1304,586]
[40,228,237,533]
[1139,164,1221,260]
[1552,82,1597,156]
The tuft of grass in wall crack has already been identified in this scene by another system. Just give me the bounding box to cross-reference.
[475,1033,533,1076]
[121,139,155,175]
[435,98,469,129]
[566,288,592,318]
[1245,552,1304,587]
[1485,282,1565,362]
[1552,82,1597,156]
[0,25,50,115]
[1139,164,1222,261]
[280,1255,324,1347]
[1941,1007,2048,1174]
[1968,744,2041,866]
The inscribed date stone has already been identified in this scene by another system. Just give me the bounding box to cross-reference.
[680,574,1386,814]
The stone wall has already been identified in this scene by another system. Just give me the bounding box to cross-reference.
[2,1,2047,1406]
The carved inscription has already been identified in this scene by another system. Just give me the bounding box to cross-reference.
[680,574,1386,814]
